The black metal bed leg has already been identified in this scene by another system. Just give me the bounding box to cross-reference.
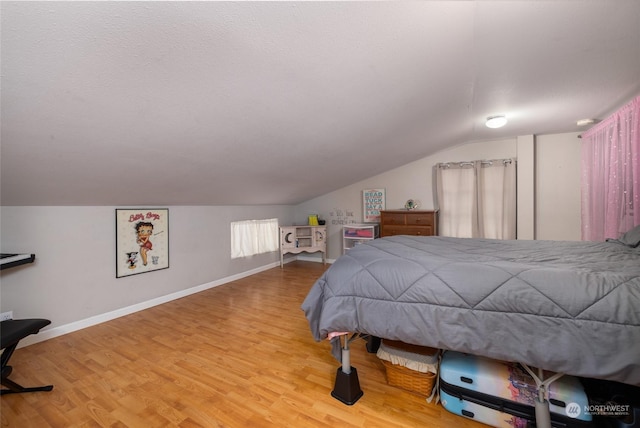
[364,335,381,353]
[331,334,363,405]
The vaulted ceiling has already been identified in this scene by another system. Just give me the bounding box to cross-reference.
[2,1,639,206]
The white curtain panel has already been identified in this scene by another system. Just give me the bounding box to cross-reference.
[435,159,516,239]
[478,160,517,239]
[436,163,477,238]
[230,218,279,258]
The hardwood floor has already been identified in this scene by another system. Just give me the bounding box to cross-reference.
[1,261,487,427]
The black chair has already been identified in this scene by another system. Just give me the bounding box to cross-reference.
[1,319,54,395]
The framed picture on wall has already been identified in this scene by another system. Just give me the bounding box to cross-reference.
[115,208,169,278]
[362,188,385,223]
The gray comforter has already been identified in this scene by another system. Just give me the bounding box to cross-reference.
[301,236,640,386]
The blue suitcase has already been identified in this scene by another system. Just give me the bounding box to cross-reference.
[440,351,593,428]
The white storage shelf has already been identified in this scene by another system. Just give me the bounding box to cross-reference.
[279,226,327,267]
[343,224,379,254]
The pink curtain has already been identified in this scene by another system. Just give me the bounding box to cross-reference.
[581,95,640,241]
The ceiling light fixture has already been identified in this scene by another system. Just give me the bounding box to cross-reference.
[576,118,597,127]
[486,115,507,129]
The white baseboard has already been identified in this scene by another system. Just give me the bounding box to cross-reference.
[18,261,281,348]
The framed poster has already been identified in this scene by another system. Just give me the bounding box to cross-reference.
[362,188,385,223]
[116,208,169,278]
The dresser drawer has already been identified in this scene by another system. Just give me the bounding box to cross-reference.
[381,226,405,236]
[380,210,438,237]
[381,226,434,237]
[406,213,434,226]
[381,213,407,225]
[403,226,434,236]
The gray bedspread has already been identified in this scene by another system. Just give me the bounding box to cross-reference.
[301,236,640,386]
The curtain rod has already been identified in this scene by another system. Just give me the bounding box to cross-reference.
[437,158,513,168]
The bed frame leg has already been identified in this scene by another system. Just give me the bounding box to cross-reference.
[365,335,381,353]
[534,396,552,428]
[520,363,565,428]
[331,334,363,405]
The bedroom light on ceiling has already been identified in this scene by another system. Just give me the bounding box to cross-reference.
[486,115,507,128]
[577,118,597,126]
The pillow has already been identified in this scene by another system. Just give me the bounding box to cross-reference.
[618,224,640,247]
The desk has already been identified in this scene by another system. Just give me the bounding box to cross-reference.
[279,226,326,267]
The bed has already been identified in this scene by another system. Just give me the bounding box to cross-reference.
[301,234,640,390]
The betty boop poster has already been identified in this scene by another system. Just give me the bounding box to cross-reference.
[116,208,169,278]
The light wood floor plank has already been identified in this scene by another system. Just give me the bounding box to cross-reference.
[1,261,487,427]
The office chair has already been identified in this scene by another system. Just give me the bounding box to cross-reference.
[1,318,54,395]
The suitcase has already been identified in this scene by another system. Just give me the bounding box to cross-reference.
[581,378,640,428]
[440,351,593,428]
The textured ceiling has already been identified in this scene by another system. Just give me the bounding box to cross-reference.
[1,1,639,206]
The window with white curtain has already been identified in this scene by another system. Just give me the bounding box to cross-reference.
[434,159,516,239]
[230,218,279,258]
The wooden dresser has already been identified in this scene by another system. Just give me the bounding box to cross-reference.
[379,210,438,237]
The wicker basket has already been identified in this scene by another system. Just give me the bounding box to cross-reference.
[379,340,438,396]
[382,359,437,396]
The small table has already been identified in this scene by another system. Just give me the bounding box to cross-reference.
[279,226,326,267]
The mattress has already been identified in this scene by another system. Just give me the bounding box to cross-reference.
[301,236,640,386]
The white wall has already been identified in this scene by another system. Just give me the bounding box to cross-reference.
[535,132,582,240]
[295,132,582,260]
[0,205,293,340]
[295,138,519,259]
[517,135,535,240]
[0,132,583,342]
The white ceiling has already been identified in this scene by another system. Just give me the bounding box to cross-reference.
[2,1,639,206]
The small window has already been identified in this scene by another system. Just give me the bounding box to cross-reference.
[230,218,279,258]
